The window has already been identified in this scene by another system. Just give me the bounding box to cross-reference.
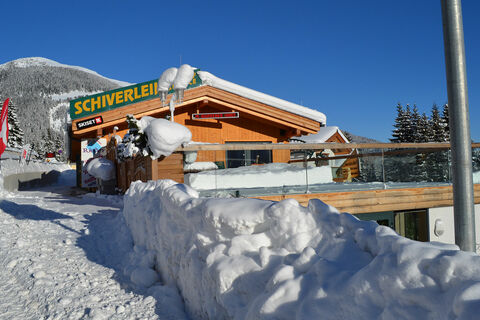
[226,142,272,168]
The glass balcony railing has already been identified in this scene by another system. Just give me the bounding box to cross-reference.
[179,144,480,198]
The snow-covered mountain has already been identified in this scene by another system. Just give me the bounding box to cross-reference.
[0,57,130,158]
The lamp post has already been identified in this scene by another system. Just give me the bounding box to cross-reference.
[441,0,476,252]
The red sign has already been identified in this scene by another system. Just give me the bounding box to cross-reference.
[192,112,239,120]
[0,98,9,156]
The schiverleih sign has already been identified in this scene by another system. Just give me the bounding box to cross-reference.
[70,70,202,120]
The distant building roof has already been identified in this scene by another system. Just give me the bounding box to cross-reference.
[294,126,349,143]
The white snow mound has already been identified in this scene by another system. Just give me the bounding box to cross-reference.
[123,179,480,320]
[173,64,195,90]
[141,118,192,159]
[158,67,178,92]
[85,158,115,181]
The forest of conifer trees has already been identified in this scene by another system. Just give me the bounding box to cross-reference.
[357,103,480,183]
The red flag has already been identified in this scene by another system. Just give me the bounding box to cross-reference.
[0,98,9,156]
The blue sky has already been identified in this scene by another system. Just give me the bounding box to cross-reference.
[1,0,479,142]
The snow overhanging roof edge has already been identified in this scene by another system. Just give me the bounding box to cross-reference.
[197,71,327,125]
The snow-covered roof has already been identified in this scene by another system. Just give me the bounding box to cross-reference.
[197,71,326,124]
[294,126,349,143]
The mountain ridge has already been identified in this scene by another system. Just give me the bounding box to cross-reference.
[0,57,130,159]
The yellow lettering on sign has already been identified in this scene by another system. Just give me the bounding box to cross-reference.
[74,101,82,115]
[124,89,134,102]
[134,87,141,99]
[102,95,106,108]
[116,91,124,104]
[154,82,158,94]
[91,96,101,111]
[141,85,149,97]
[106,93,115,106]
[149,83,154,95]
[82,99,90,112]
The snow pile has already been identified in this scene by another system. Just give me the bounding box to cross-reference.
[141,117,192,159]
[158,64,195,92]
[158,67,178,92]
[173,64,195,90]
[123,179,480,319]
[184,161,218,173]
[85,157,115,181]
[117,116,192,160]
[185,162,333,190]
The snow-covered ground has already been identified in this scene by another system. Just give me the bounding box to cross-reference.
[0,168,188,319]
[3,161,480,319]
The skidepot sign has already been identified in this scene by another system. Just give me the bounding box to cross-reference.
[70,70,202,120]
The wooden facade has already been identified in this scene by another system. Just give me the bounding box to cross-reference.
[255,184,480,214]
[70,85,323,164]
[115,153,184,193]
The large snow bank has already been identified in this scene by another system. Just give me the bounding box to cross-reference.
[185,162,333,190]
[123,179,480,320]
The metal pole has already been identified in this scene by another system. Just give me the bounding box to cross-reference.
[441,0,476,252]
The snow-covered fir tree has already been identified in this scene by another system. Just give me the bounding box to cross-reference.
[411,105,422,143]
[5,98,24,148]
[390,103,407,143]
[425,104,449,181]
[387,102,452,182]
[116,114,149,161]
[430,104,446,142]
[357,159,380,182]
[44,129,56,153]
[441,104,449,141]
[413,113,431,181]
[403,105,415,143]
[473,147,480,172]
